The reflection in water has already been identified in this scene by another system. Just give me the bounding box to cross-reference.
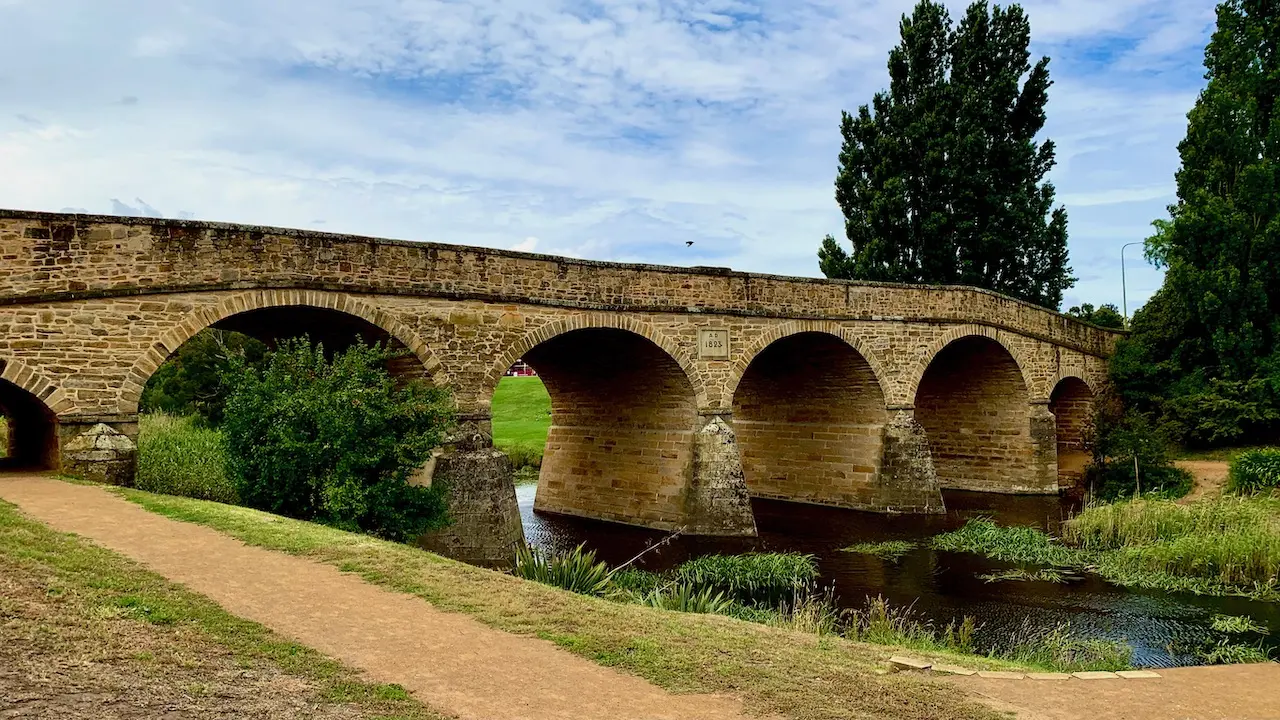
[517,485,1280,668]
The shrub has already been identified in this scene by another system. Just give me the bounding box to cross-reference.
[504,443,543,471]
[135,414,237,504]
[1085,396,1192,500]
[672,552,819,605]
[220,338,454,542]
[140,329,267,424]
[0,415,7,459]
[1228,448,1280,494]
[512,544,611,596]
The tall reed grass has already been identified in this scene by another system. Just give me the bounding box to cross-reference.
[1063,496,1280,589]
[135,414,237,503]
[673,552,820,604]
[1228,448,1280,494]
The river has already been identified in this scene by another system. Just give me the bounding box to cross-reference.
[516,484,1280,668]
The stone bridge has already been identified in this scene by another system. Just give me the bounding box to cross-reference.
[0,210,1120,564]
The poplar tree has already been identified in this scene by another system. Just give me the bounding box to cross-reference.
[819,0,1073,309]
[1112,0,1280,446]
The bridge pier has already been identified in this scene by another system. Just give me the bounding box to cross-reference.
[417,414,526,568]
[874,408,945,513]
[685,412,757,536]
[56,414,138,487]
[1028,402,1061,494]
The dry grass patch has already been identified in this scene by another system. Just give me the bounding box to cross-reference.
[0,498,449,720]
[119,486,1016,720]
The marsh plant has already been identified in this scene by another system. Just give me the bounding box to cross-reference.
[976,568,1068,584]
[840,540,917,561]
[1228,448,1280,494]
[673,552,820,605]
[642,583,735,614]
[997,621,1131,672]
[1209,614,1267,634]
[135,414,237,504]
[512,543,612,596]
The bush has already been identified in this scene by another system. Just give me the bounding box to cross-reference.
[140,329,267,425]
[135,414,237,504]
[512,543,611,595]
[220,338,454,542]
[1086,391,1192,500]
[1228,448,1280,494]
[672,552,819,605]
[504,443,543,471]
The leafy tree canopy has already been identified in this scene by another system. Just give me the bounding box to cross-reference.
[220,338,455,541]
[1065,303,1126,330]
[1112,0,1280,448]
[819,0,1073,309]
[140,329,267,425]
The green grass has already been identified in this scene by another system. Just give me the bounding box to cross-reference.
[136,413,237,503]
[934,500,1280,601]
[1064,496,1280,591]
[1210,614,1267,634]
[491,376,551,468]
[0,498,445,720]
[841,540,918,560]
[976,568,1068,584]
[672,552,820,605]
[1173,446,1268,463]
[114,484,1018,720]
[1228,448,1280,494]
[0,415,7,459]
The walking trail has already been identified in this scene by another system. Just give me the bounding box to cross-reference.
[3,473,1277,720]
[1175,460,1231,504]
[0,474,752,720]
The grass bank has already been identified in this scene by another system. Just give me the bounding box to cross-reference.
[933,495,1280,601]
[491,376,551,474]
[115,485,1013,720]
[0,498,445,720]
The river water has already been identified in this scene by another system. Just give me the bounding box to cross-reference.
[516,485,1280,668]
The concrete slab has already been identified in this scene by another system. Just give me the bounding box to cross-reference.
[977,671,1026,680]
[1026,672,1072,680]
[1072,671,1121,680]
[889,656,932,671]
[1116,670,1162,679]
[932,664,976,676]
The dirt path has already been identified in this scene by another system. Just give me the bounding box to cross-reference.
[0,474,751,720]
[956,664,1280,720]
[1175,460,1230,504]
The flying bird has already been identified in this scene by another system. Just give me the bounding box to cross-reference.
[686,241,694,247]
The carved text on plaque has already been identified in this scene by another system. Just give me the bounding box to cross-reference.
[697,328,730,359]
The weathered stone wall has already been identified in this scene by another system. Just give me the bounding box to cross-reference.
[0,210,1121,548]
[733,332,888,509]
[915,336,1049,493]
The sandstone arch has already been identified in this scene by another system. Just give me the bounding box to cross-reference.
[119,290,441,414]
[914,334,1049,493]
[0,358,64,469]
[484,314,708,410]
[904,324,1035,405]
[1049,375,1095,487]
[504,325,709,531]
[731,330,890,509]
[726,321,892,404]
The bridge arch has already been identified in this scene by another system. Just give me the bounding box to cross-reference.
[484,314,707,409]
[726,321,891,403]
[120,290,442,414]
[1049,372,1096,487]
[913,331,1042,493]
[0,358,67,469]
[490,319,705,530]
[903,324,1034,405]
[730,326,890,508]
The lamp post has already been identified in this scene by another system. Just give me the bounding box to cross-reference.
[1121,241,1144,321]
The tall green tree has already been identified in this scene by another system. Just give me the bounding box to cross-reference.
[1112,0,1280,447]
[819,0,1073,309]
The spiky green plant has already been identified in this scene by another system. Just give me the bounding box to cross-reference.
[672,552,819,605]
[511,543,611,596]
[840,540,917,561]
[642,583,734,614]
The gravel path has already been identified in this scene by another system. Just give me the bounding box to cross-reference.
[0,474,752,720]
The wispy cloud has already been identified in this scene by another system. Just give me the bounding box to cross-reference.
[0,0,1212,311]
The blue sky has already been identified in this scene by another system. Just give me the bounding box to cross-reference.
[0,0,1216,312]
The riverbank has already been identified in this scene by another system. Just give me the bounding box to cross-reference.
[11,473,1015,720]
[0,493,444,719]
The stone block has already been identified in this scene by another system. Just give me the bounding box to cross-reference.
[931,664,976,676]
[1071,671,1120,680]
[976,671,1026,679]
[889,656,932,671]
[60,423,136,486]
[1026,672,1072,680]
[417,448,524,569]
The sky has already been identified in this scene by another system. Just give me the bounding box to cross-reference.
[0,0,1216,313]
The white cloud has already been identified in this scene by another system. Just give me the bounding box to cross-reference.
[0,0,1214,311]
[511,236,540,252]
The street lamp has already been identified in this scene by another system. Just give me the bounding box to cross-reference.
[1121,241,1144,322]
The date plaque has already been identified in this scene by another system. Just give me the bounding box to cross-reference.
[697,328,730,359]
